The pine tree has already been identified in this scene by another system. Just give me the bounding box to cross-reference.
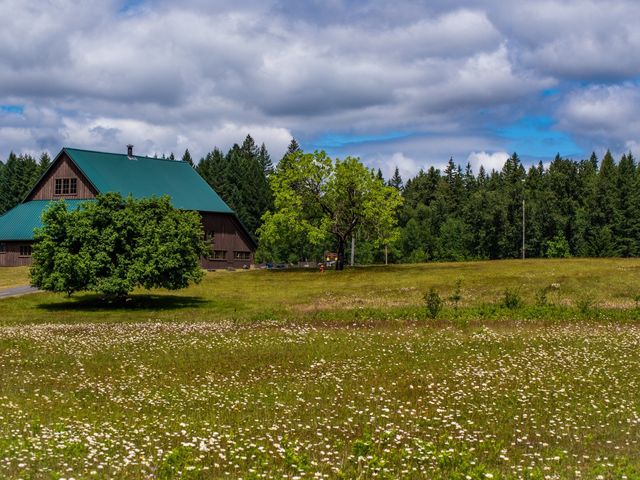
[462,162,475,193]
[0,152,39,214]
[588,150,619,256]
[241,134,259,158]
[258,143,273,176]
[279,138,302,172]
[615,152,639,256]
[285,138,301,157]
[196,148,226,197]
[38,152,51,174]
[498,153,526,258]
[389,166,403,190]
[181,149,194,166]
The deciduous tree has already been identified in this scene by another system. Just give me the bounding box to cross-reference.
[30,193,208,298]
[258,151,402,270]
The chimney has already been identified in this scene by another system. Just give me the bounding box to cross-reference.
[127,144,134,158]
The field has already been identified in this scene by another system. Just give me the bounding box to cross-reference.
[0,267,30,289]
[2,259,640,479]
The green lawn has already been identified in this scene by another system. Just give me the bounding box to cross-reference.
[1,259,640,478]
[0,266,29,289]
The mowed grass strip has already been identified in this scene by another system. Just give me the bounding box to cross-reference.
[1,259,640,478]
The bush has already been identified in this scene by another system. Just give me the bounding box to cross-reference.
[535,285,552,307]
[576,295,595,314]
[424,287,443,319]
[30,193,209,298]
[545,234,571,258]
[448,279,463,309]
[502,288,523,309]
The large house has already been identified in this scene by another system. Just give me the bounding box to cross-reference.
[0,146,255,268]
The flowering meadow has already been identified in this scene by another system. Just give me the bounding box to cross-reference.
[1,259,640,478]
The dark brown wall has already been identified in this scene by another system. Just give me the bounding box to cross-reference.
[199,212,255,269]
[28,153,97,201]
[0,212,255,269]
[0,241,34,267]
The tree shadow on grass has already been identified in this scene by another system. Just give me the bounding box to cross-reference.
[37,294,209,312]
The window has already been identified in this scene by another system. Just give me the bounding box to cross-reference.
[0,242,6,254]
[211,250,226,260]
[19,245,32,257]
[54,177,77,195]
[234,251,251,260]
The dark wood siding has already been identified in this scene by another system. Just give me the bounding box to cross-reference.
[199,212,255,269]
[0,212,255,269]
[28,153,97,201]
[0,241,34,267]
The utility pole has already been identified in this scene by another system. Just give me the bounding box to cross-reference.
[350,235,355,266]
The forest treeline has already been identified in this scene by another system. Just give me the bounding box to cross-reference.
[1,138,639,263]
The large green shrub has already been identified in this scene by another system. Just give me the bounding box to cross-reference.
[30,193,209,298]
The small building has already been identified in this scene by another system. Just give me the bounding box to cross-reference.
[0,146,256,268]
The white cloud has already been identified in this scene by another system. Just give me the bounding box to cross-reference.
[1,0,640,167]
[557,84,640,152]
[467,151,509,173]
[387,152,422,180]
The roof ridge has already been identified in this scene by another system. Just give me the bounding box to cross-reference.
[64,147,190,164]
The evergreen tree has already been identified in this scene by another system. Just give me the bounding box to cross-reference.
[498,153,526,258]
[284,138,301,158]
[589,150,619,256]
[615,153,639,256]
[389,166,403,191]
[182,149,194,166]
[279,138,302,172]
[0,152,39,214]
[38,152,51,174]
[258,143,273,176]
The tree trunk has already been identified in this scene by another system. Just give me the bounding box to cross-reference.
[336,236,345,271]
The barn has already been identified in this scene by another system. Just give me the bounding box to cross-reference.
[0,146,256,268]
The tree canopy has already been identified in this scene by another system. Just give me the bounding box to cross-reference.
[30,193,208,298]
[3,139,640,267]
[0,152,49,215]
[258,151,403,269]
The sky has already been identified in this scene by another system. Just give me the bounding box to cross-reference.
[1,0,640,179]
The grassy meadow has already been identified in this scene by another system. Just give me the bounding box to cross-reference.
[0,267,30,289]
[2,258,640,478]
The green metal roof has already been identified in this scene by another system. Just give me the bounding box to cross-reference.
[63,148,233,213]
[0,200,90,241]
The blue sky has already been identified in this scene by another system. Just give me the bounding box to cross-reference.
[2,0,640,178]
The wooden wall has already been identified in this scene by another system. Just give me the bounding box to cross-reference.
[0,212,255,268]
[199,212,255,269]
[28,153,97,201]
[0,242,34,267]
